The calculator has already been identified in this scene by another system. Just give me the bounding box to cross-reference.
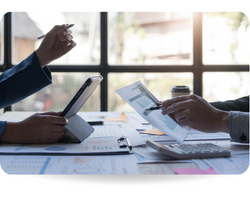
[146,140,231,159]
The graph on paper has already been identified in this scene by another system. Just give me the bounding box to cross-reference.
[89,129,119,138]
[116,81,188,143]
[1,156,51,174]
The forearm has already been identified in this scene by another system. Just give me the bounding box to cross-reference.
[0,122,19,143]
[217,110,229,133]
[35,49,48,68]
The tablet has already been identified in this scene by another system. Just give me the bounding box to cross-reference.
[58,76,103,143]
[60,75,103,119]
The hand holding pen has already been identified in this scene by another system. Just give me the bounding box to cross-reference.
[37,24,74,39]
[146,105,165,110]
[146,100,166,111]
[35,24,76,68]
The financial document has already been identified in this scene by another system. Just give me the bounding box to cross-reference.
[116,81,187,143]
[0,154,139,174]
[89,128,145,146]
[0,137,131,155]
[192,154,249,174]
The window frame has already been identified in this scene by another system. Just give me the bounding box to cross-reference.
[1,12,249,112]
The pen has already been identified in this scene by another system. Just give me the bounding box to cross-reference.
[145,106,165,111]
[37,24,75,40]
[87,121,104,126]
[118,136,133,150]
[125,137,132,150]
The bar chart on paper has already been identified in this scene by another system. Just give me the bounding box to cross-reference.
[0,156,51,174]
[0,155,140,174]
[157,113,177,131]
[89,129,119,138]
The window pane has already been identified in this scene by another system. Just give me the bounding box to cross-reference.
[0,15,3,65]
[108,73,193,111]
[13,73,101,112]
[12,12,100,65]
[203,72,249,102]
[203,12,250,65]
[108,12,193,65]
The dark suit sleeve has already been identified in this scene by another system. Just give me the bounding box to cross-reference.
[210,96,249,112]
[0,52,52,109]
[0,52,52,138]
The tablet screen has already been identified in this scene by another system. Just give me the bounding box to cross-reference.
[60,76,103,119]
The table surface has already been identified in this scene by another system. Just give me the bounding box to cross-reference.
[0,111,248,175]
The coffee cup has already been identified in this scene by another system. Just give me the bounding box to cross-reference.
[171,86,191,98]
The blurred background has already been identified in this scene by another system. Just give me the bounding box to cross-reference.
[0,12,249,113]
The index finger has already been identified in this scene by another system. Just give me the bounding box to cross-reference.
[49,115,68,125]
[60,24,74,32]
[161,95,191,107]
[40,111,62,116]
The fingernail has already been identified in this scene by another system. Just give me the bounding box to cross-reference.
[71,41,76,47]
[67,35,73,40]
[66,119,69,124]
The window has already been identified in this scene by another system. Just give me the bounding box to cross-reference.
[203,72,249,102]
[11,12,100,65]
[108,12,193,65]
[202,12,249,101]
[0,12,249,113]
[203,12,250,65]
[108,72,193,111]
[13,73,101,112]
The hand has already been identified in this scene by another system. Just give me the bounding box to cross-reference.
[161,94,229,133]
[0,112,68,144]
[35,24,76,68]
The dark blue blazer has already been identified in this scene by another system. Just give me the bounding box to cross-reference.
[0,52,52,135]
[211,96,249,112]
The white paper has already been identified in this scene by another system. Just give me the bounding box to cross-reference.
[116,81,187,143]
[0,154,140,174]
[89,128,145,146]
[0,137,131,155]
[192,154,249,174]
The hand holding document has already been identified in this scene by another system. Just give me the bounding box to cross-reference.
[116,81,188,143]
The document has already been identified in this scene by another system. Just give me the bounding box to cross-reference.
[88,128,145,146]
[138,130,230,144]
[0,137,131,155]
[104,112,129,122]
[116,81,187,143]
[139,129,166,136]
[78,112,145,130]
[192,154,249,174]
[0,154,140,174]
